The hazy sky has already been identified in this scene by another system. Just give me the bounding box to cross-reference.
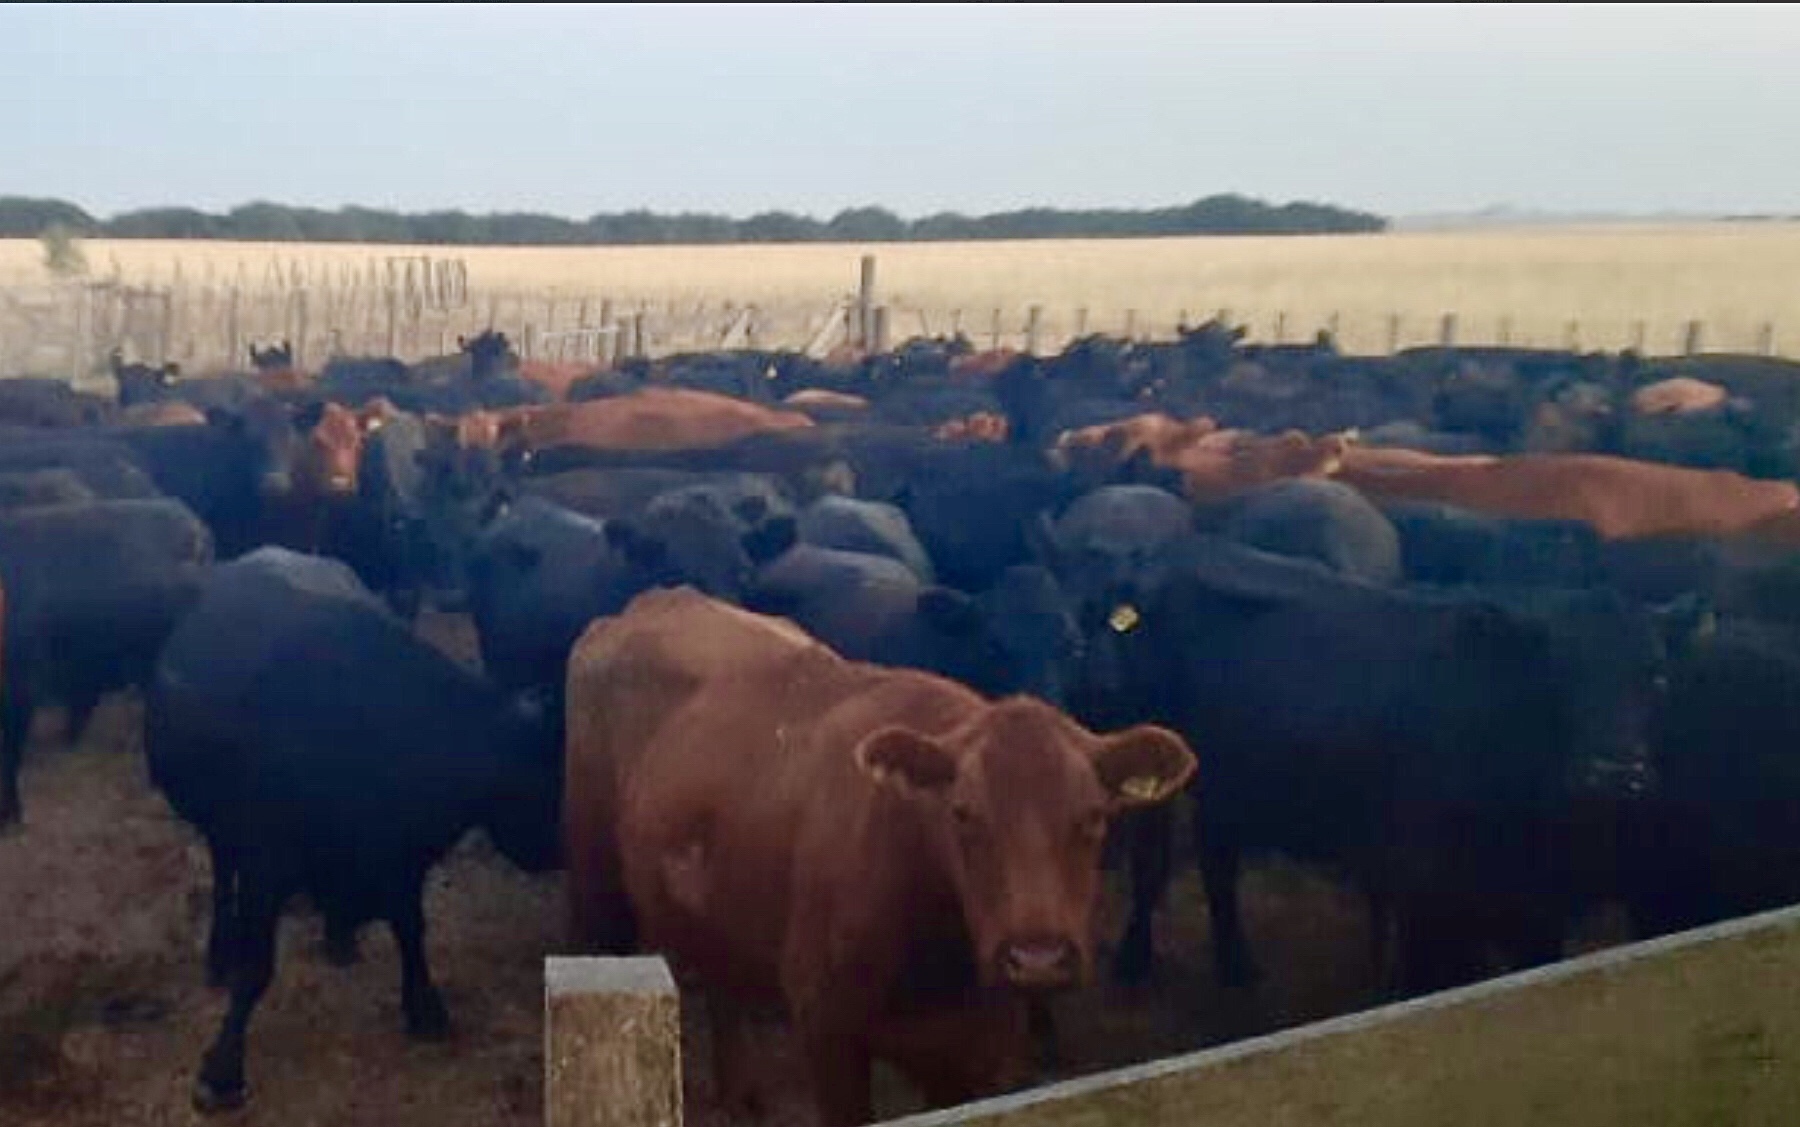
[3,3,1798,222]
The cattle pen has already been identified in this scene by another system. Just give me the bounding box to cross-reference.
[548,903,1800,1127]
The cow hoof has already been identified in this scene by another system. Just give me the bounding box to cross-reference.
[405,995,452,1041]
[192,1076,247,1114]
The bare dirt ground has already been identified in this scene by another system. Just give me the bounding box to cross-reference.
[0,609,1619,1127]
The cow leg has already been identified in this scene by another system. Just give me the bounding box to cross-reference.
[194,871,287,1113]
[204,837,239,989]
[1111,804,1174,985]
[0,680,34,829]
[800,1025,875,1127]
[1195,814,1260,988]
[705,994,765,1119]
[876,1000,1033,1111]
[388,884,450,1039]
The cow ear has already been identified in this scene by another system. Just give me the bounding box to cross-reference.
[1090,725,1195,808]
[916,587,983,638]
[855,727,958,795]
[741,515,797,565]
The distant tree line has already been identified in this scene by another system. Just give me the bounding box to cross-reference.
[0,194,1387,245]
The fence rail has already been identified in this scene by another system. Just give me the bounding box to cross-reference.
[3,253,1797,387]
[546,902,1800,1127]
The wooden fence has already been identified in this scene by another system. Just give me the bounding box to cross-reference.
[3,253,1797,387]
[546,901,1800,1127]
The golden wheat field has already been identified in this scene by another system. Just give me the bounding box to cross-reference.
[4,222,1800,373]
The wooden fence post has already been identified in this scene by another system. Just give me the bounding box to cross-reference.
[1273,311,1287,345]
[1439,313,1457,349]
[1025,305,1043,356]
[990,308,1002,351]
[872,305,891,354]
[293,288,309,371]
[1685,320,1704,356]
[544,957,681,1127]
[1386,313,1401,355]
[1759,322,1775,356]
[226,286,242,370]
[1500,316,1514,347]
[632,311,647,360]
[857,255,877,351]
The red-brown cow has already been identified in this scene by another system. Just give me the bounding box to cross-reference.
[933,411,1011,444]
[1630,376,1728,416]
[783,388,871,412]
[497,387,813,457]
[949,348,1025,379]
[119,400,209,428]
[1054,413,1349,504]
[1333,446,1800,541]
[563,587,1195,1127]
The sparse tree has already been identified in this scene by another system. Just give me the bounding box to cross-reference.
[40,222,88,278]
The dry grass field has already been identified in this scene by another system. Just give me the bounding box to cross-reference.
[4,222,1800,374]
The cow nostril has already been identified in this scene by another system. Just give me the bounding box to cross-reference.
[1001,939,1078,987]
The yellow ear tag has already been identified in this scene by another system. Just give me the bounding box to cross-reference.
[1109,604,1142,634]
[1120,776,1162,801]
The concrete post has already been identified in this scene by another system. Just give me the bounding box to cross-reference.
[545,956,682,1127]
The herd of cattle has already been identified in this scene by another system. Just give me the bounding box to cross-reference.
[6,321,1800,1125]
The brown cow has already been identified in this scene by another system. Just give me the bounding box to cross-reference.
[119,400,208,428]
[949,348,1025,379]
[1334,446,1800,541]
[933,411,1011,443]
[497,387,813,457]
[783,388,870,412]
[1053,413,1348,504]
[563,587,1195,1127]
[297,402,367,498]
[1630,376,1729,416]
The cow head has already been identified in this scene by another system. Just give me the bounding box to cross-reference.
[854,698,1194,993]
[295,401,366,496]
[460,330,517,382]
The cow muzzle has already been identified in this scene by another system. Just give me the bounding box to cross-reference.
[998,937,1080,992]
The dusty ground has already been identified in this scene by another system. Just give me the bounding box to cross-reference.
[0,609,1626,1127]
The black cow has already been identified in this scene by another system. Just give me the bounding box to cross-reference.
[1,497,213,825]
[1215,478,1402,586]
[110,348,183,407]
[1624,614,1800,939]
[795,493,935,583]
[145,547,562,1112]
[1077,535,1661,997]
[744,545,1082,706]
[248,340,294,373]
[0,376,115,428]
[0,468,99,512]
